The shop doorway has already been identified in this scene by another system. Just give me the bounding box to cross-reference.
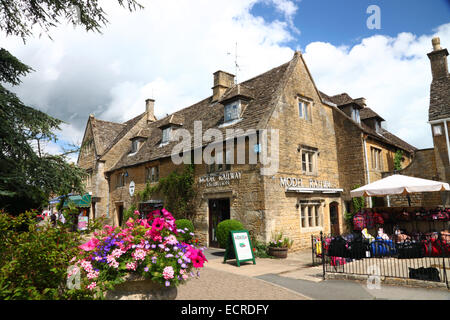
[208,198,230,247]
[117,204,124,227]
[329,202,340,235]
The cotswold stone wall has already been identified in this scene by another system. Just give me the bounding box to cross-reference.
[262,54,343,250]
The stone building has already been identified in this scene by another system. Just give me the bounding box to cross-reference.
[385,37,450,208]
[77,50,416,250]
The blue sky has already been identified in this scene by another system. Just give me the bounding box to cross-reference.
[251,0,450,49]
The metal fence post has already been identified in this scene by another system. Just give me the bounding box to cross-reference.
[321,231,325,280]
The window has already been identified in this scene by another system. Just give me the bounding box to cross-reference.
[298,100,311,121]
[375,121,382,134]
[162,127,171,143]
[352,108,360,124]
[371,147,383,170]
[131,139,139,153]
[433,125,442,136]
[224,101,241,122]
[146,166,159,183]
[116,173,125,188]
[207,150,231,173]
[300,204,322,229]
[301,149,317,174]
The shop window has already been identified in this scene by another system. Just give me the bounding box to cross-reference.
[300,204,322,229]
[146,166,159,183]
[301,148,317,174]
[371,147,383,170]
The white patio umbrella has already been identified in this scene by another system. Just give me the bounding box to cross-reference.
[350,174,450,198]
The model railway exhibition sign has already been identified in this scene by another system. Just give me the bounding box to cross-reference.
[224,230,256,267]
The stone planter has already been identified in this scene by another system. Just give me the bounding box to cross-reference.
[268,247,288,259]
[105,274,177,300]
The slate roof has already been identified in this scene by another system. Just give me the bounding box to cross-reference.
[90,118,125,156]
[360,107,385,121]
[106,60,292,172]
[429,76,450,121]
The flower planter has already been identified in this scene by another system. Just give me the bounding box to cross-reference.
[268,247,288,259]
[105,274,177,300]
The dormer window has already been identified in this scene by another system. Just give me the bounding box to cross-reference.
[162,127,171,143]
[352,107,360,124]
[224,100,241,123]
[375,121,382,134]
[131,139,139,153]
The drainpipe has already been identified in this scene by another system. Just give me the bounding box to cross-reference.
[363,137,372,208]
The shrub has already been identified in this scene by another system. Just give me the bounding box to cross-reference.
[0,211,102,300]
[216,219,244,249]
[175,219,194,243]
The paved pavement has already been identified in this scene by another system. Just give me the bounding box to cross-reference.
[178,247,450,300]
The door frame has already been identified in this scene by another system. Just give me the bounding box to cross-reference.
[329,201,340,235]
[208,198,231,248]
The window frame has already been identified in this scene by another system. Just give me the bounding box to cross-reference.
[298,98,311,121]
[301,147,317,175]
[433,124,442,136]
[116,172,125,188]
[224,100,241,123]
[370,147,383,171]
[299,203,322,230]
[146,165,160,183]
[161,127,171,144]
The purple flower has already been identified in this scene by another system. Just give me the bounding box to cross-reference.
[144,267,149,272]
[165,254,174,258]
[165,281,170,287]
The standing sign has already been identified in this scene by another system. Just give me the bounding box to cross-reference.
[77,216,88,231]
[223,230,256,267]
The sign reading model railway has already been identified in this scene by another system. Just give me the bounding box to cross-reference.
[223,230,256,267]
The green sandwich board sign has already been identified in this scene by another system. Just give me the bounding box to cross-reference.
[223,230,256,267]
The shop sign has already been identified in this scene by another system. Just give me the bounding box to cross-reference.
[198,171,242,188]
[78,216,88,231]
[280,177,333,189]
[224,230,256,267]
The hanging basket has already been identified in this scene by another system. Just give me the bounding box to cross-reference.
[105,274,178,300]
[268,246,288,259]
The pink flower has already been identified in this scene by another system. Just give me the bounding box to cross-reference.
[126,218,134,227]
[191,254,206,268]
[134,210,140,216]
[79,237,100,251]
[163,266,174,280]
[87,271,99,279]
[87,282,97,290]
[126,262,137,271]
[132,248,147,261]
[165,234,178,245]
[182,274,189,280]
[111,248,125,258]
[152,217,165,231]
[140,219,151,229]
[80,260,94,273]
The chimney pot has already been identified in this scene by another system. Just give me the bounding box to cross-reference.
[432,37,441,51]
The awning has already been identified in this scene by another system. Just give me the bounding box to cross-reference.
[63,194,92,208]
[350,174,450,197]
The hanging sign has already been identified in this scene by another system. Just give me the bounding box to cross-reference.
[223,230,256,267]
[129,181,135,196]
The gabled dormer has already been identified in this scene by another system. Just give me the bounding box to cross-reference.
[329,93,363,124]
[157,114,184,146]
[129,128,149,155]
[218,84,253,127]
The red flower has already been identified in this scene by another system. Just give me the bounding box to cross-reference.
[152,217,165,231]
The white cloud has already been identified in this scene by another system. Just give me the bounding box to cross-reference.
[304,23,450,149]
[0,0,448,154]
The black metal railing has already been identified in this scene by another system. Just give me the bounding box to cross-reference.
[311,232,449,288]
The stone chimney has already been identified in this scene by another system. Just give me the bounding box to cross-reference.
[427,37,449,80]
[146,99,156,122]
[354,97,367,107]
[212,70,235,102]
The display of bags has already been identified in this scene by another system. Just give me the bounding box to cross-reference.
[397,241,423,259]
[327,236,349,258]
[409,267,440,282]
[370,238,397,257]
[353,213,365,231]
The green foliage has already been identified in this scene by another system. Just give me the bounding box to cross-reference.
[394,150,404,171]
[0,211,103,300]
[137,165,196,220]
[216,219,244,249]
[268,232,293,249]
[251,239,272,259]
[0,0,143,41]
[345,184,366,231]
[175,219,194,243]
[121,204,137,227]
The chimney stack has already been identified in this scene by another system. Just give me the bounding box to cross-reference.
[354,97,367,107]
[427,37,449,80]
[212,70,235,102]
[146,99,156,122]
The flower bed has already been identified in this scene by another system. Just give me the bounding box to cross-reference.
[69,208,207,299]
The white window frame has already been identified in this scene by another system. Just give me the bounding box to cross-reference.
[224,100,241,123]
[299,203,322,231]
[162,127,171,143]
[301,148,317,175]
[433,125,442,136]
[352,107,361,124]
[371,147,383,171]
[298,99,311,121]
[146,166,159,183]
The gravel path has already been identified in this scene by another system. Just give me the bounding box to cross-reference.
[175,267,307,300]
